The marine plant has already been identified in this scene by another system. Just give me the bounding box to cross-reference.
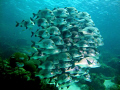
[0,56,58,90]
[9,52,28,67]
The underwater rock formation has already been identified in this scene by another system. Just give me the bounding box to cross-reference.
[0,56,58,90]
[16,7,104,89]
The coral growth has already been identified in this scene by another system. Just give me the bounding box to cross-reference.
[0,53,58,90]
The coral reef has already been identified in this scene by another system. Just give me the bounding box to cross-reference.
[0,53,58,90]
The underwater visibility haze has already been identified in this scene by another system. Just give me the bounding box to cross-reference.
[0,0,120,90]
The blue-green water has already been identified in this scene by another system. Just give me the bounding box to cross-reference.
[0,0,120,90]
[0,0,120,54]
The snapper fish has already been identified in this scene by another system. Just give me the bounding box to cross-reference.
[59,61,72,68]
[65,7,78,15]
[65,65,84,74]
[53,8,69,18]
[51,36,64,45]
[51,18,67,26]
[31,29,50,39]
[62,30,72,38]
[57,74,72,84]
[36,69,56,79]
[70,48,81,58]
[47,26,61,36]
[58,24,70,32]
[77,12,91,19]
[58,52,72,61]
[83,73,91,82]
[41,48,61,55]
[66,17,77,25]
[75,57,100,68]
[16,19,35,29]
[38,61,55,69]
[31,39,56,49]
[31,17,49,28]
[63,38,73,47]
[71,31,80,38]
[46,55,59,64]
[33,8,54,18]
[73,40,90,47]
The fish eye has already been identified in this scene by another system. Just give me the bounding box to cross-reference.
[67,56,70,59]
[52,43,55,45]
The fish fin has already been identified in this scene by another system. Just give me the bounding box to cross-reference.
[36,29,39,32]
[64,7,67,9]
[52,8,56,10]
[33,13,36,18]
[86,59,92,65]
[31,40,35,47]
[22,20,25,22]
[16,21,19,27]
[30,17,34,22]
[37,49,42,55]
[67,86,70,89]
[26,27,28,29]
[31,32,34,37]
[38,10,41,13]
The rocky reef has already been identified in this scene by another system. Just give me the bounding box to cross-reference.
[0,53,58,90]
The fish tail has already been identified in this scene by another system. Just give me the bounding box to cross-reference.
[33,13,36,18]
[31,32,34,37]
[16,21,19,27]
[31,40,35,47]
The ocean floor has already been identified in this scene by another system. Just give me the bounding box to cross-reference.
[104,80,115,90]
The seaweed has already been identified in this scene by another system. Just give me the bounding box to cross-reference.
[0,53,58,90]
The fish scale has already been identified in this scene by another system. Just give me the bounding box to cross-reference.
[16,7,104,89]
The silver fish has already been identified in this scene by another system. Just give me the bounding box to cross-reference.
[53,8,69,18]
[59,61,72,68]
[33,18,49,28]
[47,26,61,36]
[33,9,54,18]
[46,55,59,64]
[16,19,35,29]
[73,40,90,47]
[71,31,80,38]
[66,17,77,25]
[65,7,78,16]
[77,12,91,19]
[62,30,72,38]
[41,48,61,55]
[58,52,72,61]
[58,25,68,32]
[52,18,67,26]
[51,36,64,45]
[32,39,56,49]
[36,69,56,79]
[38,61,55,69]
[31,29,50,39]
[70,48,81,58]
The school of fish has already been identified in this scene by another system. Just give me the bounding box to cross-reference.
[16,7,104,89]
